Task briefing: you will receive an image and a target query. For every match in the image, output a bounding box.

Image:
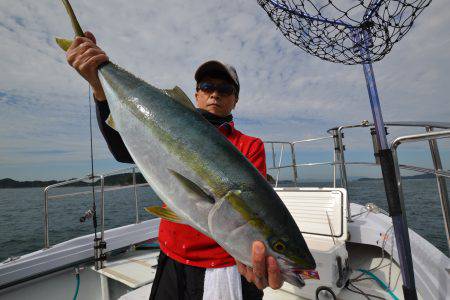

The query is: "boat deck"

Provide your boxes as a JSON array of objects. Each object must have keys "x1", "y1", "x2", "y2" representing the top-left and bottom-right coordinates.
[{"x1": 106, "y1": 242, "x2": 411, "y2": 299}]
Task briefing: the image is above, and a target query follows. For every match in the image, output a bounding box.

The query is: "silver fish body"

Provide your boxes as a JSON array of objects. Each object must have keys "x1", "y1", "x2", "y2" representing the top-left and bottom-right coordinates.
[{"x1": 98, "y1": 63, "x2": 316, "y2": 286}]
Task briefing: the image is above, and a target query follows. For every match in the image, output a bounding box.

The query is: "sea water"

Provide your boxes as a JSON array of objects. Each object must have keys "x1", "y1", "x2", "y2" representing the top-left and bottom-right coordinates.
[{"x1": 0, "y1": 178, "x2": 448, "y2": 261}]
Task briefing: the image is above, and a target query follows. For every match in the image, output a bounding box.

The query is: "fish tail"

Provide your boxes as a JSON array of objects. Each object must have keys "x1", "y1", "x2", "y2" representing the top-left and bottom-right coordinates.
[
  {"x1": 61, "y1": 0, "x2": 85, "y2": 37},
  {"x1": 55, "y1": 37, "x2": 73, "y2": 51},
  {"x1": 55, "y1": 0, "x2": 85, "y2": 51}
]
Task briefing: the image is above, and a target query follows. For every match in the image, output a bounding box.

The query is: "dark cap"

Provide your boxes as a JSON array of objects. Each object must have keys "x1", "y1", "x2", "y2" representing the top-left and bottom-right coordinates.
[{"x1": 195, "y1": 60, "x2": 240, "y2": 95}]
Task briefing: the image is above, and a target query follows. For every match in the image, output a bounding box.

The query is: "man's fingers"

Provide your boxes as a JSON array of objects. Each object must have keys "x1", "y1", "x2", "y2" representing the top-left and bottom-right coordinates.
[
  {"x1": 252, "y1": 241, "x2": 267, "y2": 279},
  {"x1": 67, "y1": 36, "x2": 83, "y2": 52},
  {"x1": 76, "y1": 42, "x2": 98, "y2": 56},
  {"x1": 78, "y1": 48, "x2": 106, "y2": 63},
  {"x1": 67, "y1": 36, "x2": 92, "y2": 52},
  {"x1": 70, "y1": 49, "x2": 107, "y2": 72},
  {"x1": 84, "y1": 31, "x2": 96, "y2": 44},
  {"x1": 254, "y1": 277, "x2": 264, "y2": 290},
  {"x1": 79, "y1": 54, "x2": 108, "y2": 73},
  {"x1": 236, "y1": 262, "x2": 257, "y2": 285},
  {"x1": 67, "y1": 41, "x2": 98, "y2": 65},
  {"x1": 69, "y1": 40, "x2": 96, "y2": 58},
  {"x1": 255, "y1": 274, "x2": 269, "y2": 290},
  {"x1": 238, "y1": 244, "x2": 279, "y2": 290},
  {"x1": 239, "y1": 265, "x2": 253, "y2": 283},
  {"x1": 267, "y1": 256, "x2": 283, "y2": 289},
  {"x1": 236, "y1": 261, "x2": 246, "y2": 276}
]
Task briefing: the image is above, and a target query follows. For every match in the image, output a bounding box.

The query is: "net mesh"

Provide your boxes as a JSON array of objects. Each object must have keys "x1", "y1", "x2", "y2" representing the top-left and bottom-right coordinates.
[{"x1": 257, "y1": 0, "x2": 432, "y2": 64}]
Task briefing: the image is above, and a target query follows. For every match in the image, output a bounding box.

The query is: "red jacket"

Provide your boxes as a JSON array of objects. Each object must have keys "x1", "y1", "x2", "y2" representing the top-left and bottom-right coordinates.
[{"x1": 158, "y1": 121, "x2": 267, "y2": 268}]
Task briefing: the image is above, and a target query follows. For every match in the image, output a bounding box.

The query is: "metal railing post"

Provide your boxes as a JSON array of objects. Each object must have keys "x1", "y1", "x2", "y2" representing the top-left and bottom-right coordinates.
[
  {"x1": 426, "y1": 127, "x2": 450, "y2": 252},
  {"x1": 100, "y1": 175, "x2": 105, "y2": 240},
  {"x1": 290, "y1": 143, "x2": 299, "y2": 186},
  {"x1": 133, "y1": 167, "x2": 139, "y2": 223},
  {"x1": 331, "y1": 129, "x2": 339, "y2": 188},
  {"x1": 275, "y1": 144, "x2": 285, "y2": 187},
  {"x1": 336, "y1": 127, "x2": 351, "y2": 221},
  {"x1": 271, "y1": 143, "x2": 276, "y2": 168},
  {"x1": 333, "y1": 150, "x2": 337, "y2": 188},
  {"x1": 44, "y1": 187, "x2": 50, "y2": 249}
]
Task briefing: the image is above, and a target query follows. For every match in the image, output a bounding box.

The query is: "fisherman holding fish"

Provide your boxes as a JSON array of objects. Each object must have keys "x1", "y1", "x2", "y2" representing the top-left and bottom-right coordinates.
[{"x1": 66, "y1": 32, "x2": 284, "y2": 299}]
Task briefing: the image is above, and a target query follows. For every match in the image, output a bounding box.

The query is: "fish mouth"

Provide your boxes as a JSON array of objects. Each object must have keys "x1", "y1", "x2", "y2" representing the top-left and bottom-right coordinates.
[
  {"x1": 278, "y1": 256, "x2": 318, "y2": 287},
  {"x1": 282, "y1": 270, "x2": 305, "y2": 288}
]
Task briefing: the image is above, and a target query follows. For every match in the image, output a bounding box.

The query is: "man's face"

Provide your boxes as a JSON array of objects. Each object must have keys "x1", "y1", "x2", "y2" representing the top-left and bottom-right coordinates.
[{"x1": 195, "y1": 76, "x2": 238, "y2": 117}]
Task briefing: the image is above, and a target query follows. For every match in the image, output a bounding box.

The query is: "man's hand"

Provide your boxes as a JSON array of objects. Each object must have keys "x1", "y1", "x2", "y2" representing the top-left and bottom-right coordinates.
[
  {"x1": 66, "y1": 31, "x2": 109, "y2": 101},
  {"x1": 237, "y1": 241, "x2": 284, "y2": 290}
]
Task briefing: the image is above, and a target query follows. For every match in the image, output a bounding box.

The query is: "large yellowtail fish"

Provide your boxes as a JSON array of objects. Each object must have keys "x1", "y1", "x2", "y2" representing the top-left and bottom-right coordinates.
[{"x1": 56, "y1": 0, "x2": 316, "y2": 287}]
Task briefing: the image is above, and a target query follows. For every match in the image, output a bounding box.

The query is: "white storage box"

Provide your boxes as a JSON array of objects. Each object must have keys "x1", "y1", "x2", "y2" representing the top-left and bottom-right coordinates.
[{"x1": 275, "y1": 188, "x2": 350, "y2": 299}]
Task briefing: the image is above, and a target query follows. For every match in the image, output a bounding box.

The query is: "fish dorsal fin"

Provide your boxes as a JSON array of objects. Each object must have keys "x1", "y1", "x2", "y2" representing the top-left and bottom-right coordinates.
[
  {"x1": 145, "y1": 206, "x2": 184, "y2": 223},
  {"x1": 168, "y1": 169, "x2": 215, "y2": 204},
  {"x1": 164, "y1": 86, "x2": 195, "y2": 110},
  {"x1": 105, "y1": 114, "x2": 117, "y2": 131}
]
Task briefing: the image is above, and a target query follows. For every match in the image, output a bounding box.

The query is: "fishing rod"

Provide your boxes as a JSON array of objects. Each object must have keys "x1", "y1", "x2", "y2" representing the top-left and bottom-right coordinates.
[
  {"x1": 78, "y1": 86, "x2": 106, "y2": 270},
  {"x1": 62, "y1": 0, "x2": 107, "y2": 269},
  {"x1": 88, "y1": 87, "x2": 106, "y2": 270}
]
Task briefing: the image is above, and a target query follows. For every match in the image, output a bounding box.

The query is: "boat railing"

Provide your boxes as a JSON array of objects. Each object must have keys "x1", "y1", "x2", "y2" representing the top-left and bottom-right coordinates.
[
  {"x1": 264, "y1": 121, "x2": 450, "y2": 253},
  {"x1": 43, "y1": 121, "x2": 450, "y2": 253},
  {"x1": 391, "y1": 128, "x2": 450, "y2": 252},
  {"x1": 43, "y1": 167, "x2": 148, "y2": 249},
  {"x1": 264, "y1": 136, "x2": 336, "y2": 187}
]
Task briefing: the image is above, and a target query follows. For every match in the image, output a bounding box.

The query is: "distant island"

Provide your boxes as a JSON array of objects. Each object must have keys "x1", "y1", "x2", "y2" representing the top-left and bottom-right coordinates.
[
  {"x1": 0, "y1": 173, "x2": 147, "y2": 189},
  {"x1": 358, "y1": 173, "x2": 436, "y2": 181},
  {"x1": 1, "y1": 172, "x2": 438, "y2": 188}
]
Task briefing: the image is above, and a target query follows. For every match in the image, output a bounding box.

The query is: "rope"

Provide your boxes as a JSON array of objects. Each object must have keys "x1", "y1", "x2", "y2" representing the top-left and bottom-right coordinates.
[{"x1": 73, "y1": 272, "x2": 80, "y2": 300}]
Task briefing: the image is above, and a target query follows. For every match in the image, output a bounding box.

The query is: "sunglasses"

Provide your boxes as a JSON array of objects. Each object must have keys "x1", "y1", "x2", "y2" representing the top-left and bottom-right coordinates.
[{"x1": 197, "y1": 82, "x2": 236, "y2": 96}]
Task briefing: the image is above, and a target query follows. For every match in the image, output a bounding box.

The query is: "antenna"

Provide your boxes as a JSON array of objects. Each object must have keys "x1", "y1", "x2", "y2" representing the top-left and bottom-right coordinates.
[{"x1": 325, "y1": 211, "x2": 336, "y2": 246}]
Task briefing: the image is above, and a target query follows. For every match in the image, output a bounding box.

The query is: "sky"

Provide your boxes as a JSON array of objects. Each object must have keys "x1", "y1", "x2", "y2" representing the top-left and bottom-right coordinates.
[{"x1": 0, "y1": 0, "x2": 449, "y2": 181}]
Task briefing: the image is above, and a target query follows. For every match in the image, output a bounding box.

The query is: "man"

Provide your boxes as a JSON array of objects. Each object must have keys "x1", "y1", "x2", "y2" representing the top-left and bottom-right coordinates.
[{"x1": 66, "y1": 32, "x2": 283, "y2": 299}]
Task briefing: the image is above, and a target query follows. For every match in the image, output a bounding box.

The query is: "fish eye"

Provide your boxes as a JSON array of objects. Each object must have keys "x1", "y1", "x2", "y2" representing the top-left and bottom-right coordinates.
[{"x1": 272, "y1": 240, "x2": 286, "y2": 253}]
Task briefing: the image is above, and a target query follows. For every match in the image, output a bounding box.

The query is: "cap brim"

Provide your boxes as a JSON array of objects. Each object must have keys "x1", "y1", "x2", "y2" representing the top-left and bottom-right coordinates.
[{"x1": 195, "y1": 60, "x2": 236, "y2": 86}]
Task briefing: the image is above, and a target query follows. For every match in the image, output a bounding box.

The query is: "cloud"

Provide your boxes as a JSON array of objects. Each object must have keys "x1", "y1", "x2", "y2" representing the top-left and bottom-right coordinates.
[{"x1": 1, "y1": 0, "x2": 449, "y2": 180}]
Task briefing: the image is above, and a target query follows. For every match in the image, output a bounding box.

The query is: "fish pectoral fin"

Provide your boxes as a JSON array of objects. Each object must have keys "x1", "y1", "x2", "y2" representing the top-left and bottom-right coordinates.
[
  {"x1": 145, "y1": 206, "x2": 184, "y2": 223},
  {"x1": 55, "y1": 37, "x2": 73, "y2": 52},
  {"x1": 207, "y1": 190, "x2": 256, "y2": 265},
  {"x1": 207, "y1": 190, "x2": 246, "y2": 238},
  {"x1": 105, "y1": 114, "x2": 117, "y2": 130},
  {"x1": 164, "y1": 86, "x2": 195, "y2": 110},
  {"x1": 168, "y1": 169, "x2": 215, "y2": 204}
]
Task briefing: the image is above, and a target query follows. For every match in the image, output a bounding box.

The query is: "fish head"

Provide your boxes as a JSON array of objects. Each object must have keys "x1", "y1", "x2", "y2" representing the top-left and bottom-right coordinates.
[
  {"x1": 263, "y1": 232, "x2": 317, "y2": 287},
  {"x1": 224, "y1": 187, "x2": 317, "y2": 287},
  {"x1": 237, "y1": 188, "x2": 317, "y2": 287}
]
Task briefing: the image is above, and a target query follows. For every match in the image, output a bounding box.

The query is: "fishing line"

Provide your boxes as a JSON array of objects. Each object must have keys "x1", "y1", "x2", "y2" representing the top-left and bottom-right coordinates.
[
  {"x1": 346, "y1": 281, "x2": 386, "y2": 300},
  {"x1": 351, "y1": 225, "x2": 393, "y2": 282}
]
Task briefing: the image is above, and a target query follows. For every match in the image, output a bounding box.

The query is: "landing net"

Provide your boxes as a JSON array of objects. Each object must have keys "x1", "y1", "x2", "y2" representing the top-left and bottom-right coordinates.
[{"x1": 257, "y1": 0, "x2": 432, "y2": 64}]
